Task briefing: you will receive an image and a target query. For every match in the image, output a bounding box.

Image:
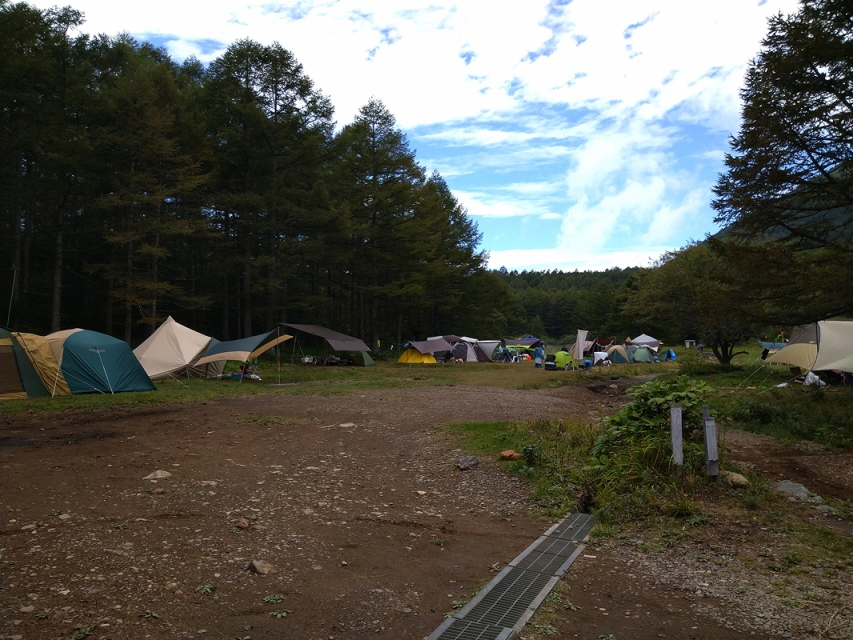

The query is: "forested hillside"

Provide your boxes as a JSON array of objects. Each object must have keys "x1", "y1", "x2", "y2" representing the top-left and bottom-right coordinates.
[
  {"x1": 3, "y1": 0, "x2": 849, "y2": 357},
  {"x1": 0, "y1": 3, "x2": 499, "y2": 349}
]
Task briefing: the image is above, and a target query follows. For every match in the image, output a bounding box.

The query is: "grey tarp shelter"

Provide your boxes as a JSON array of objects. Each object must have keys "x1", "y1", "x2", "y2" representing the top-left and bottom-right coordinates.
[
  {"x1": 411, "y1": 338, "x2": 455, "y2": 354},
  {"x1": 282, "y1": 323, "x2": 372, "y2": 365},
  {"x1": 627, "y1": 334, "x2": 661, "y2": 350}
]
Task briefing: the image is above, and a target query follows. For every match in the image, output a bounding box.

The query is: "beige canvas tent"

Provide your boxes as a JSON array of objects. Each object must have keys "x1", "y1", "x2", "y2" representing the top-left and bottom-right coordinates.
[
  {"x1": 134, "y1": 316, "x2": 224, "y2": 380},
  {"x1": 12, "y1": 331, "x2": 72, "y2": 396},
  {"x1": 767, "y1": 321, "x2": 853, "y2": 373}
]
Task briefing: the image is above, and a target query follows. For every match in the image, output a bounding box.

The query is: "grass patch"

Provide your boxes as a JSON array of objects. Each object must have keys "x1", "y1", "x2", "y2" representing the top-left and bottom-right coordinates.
[
  {"x1": 443, "y1": 418, "x2": 602, "y2": 518},
  {"x1": 1, "y1": 358, "x2": 659, "y2": 419},
  {"x1": 718, "y1": 385, "x2": 853, "y2": 448}
]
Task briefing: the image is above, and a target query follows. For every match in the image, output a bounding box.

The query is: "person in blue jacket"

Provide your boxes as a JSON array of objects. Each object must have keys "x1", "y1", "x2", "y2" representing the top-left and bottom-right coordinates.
[{"x1": 534, "y1": 344, "x2": 544, "y2": 368}]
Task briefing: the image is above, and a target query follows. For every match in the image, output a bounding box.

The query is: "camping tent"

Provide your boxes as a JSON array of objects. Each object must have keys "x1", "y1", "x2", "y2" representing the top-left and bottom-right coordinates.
[
  {"x1": 627, "y1": 334, "x2": 661, "y2": 350},
  {"x1": 282, "y1": 324, "x2": 372, "y2": 366},
  {"x1": 133, "y1": 316, "x2": 224, "y2": 380},
  {"x1": 629, "y1": 345, "x2": 655, "y2": 363},
  {"x1": 554, "y1": 350, "x2": 574, "y2": 369},
  {"x1": 427, "y1": 335, "x2": 492, "y2": 362},
  {"x1": 1, "y1": 327, "x2": 51, "y2": 400},
  {"x1": 397, "y1": 348, "x2": 437, "y2": 364},
  {"x1": 453, "y1": 337, "x2": 492, "y2": 362},
  {"x1": 397, "y1": 338, "x2": 453, "y2": 364},
  {"x1": 45, "y1": 329, "x2": 156, "y2": 394},
  {"x1": 195, "y1": 329, "x2": 292, "y2": 366},
  {"x1": 476, "y1": 340, "x2": 501, "y2": 359},
  {"x1": 344, "y1": 351, "x2": 375, "y2": 366},
  {"x1": 10, "y1": 330, "x2": 71, "y2": 396},
  {"x1": 606, "y1": 344, "x2": 633, "y2": 364},
  {"x1": 766, "y1": 321, "x2": 853, "y2": 373}
]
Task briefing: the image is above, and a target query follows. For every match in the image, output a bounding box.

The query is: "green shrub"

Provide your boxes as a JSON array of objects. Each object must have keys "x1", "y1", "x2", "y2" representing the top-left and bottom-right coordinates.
[
  {"x1": 726, "y1": 386, "x2": 853, "y2": 449},
  {"x1": 585, "y1": 376, "x2": 713, "y2": 523}
]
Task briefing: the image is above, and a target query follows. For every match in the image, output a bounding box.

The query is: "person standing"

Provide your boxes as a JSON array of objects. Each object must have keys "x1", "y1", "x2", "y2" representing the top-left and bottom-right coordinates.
[{"x1": 534, "y1": 344, "x2": 544, "y2": 369}]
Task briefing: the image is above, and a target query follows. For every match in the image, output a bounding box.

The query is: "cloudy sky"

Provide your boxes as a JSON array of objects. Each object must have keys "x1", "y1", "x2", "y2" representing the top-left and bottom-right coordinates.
[{"x1": 33, "y1": 0, "x2": 800, "y2": 271}]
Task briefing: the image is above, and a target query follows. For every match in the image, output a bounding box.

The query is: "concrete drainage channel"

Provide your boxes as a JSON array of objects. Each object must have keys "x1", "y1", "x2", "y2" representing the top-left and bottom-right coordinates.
[{"x1": 428, "y1": 513, "x2": 596, "y2": 640}]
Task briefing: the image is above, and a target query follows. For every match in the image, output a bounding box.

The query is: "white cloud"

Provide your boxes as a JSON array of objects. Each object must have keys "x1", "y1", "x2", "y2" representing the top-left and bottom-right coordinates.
[
  {"x1": 30, "y1": 0, "x2": 802, "y2": 270},
  {"x1": 488, "y1": 246, "x2": 665, "y2": 272}
]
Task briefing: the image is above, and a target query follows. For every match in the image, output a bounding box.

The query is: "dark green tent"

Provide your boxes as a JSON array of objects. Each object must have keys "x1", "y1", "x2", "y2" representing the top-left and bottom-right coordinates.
[
  {"x1": 58, "y1": 330, "x2": 156, "y2": 394},
  {"x1": 344, "y1": 351, "x2": 375, "y2": 366},
  {"x1": 630, "y1": 345, "x2": 655, "y2": 364}
]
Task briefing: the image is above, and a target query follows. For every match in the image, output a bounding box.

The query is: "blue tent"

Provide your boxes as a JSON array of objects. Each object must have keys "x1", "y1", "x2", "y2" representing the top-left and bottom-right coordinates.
[{"x1": 50, "y1": 330, "x2": 156, "y2": 394}]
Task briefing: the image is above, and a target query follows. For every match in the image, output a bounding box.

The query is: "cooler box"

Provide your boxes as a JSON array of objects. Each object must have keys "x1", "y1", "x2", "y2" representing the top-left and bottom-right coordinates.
[{"x1": 544, "y1": 361, "x2": 557, "y2": 371}]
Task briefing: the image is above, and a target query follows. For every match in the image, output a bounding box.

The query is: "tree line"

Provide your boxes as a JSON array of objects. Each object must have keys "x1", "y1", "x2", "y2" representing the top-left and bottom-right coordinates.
[
  {"x1": 2, "y1": 0, "x2": 849, "y2": 361},
  {"x1": 0, "y1": 1, "x2": 502, "y2": 349}
]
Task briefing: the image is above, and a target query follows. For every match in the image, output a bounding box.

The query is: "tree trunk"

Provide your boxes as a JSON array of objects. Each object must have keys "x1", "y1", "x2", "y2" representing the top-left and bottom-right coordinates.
[
  {"x1": 242, "y1": 231, "x2": 252, "y2": 337},
  {"x1": 20, "y1": 212, "x2": 31, "y2": 326},
  {"x1": 371, "y1": 257, "x2": 379, "y2": 352},
  {"x1": 10, "y1": 190, "x2": 21, "y2": 328},
  {"x1": 124, "y1": 235, "x2": 133, "y2": 344},
  {"x1": 267, "y1": 155, "x2": 278, "y2": 330},
  {"x1": 148, "y1": 199, "x2": 161, "y2": 336},
  {"x1": 221, "y1": 276, "x2": 229, "y2": 340},
  {"x1": 105, "y1": 276, "x2": 113, "y2": 335},
  {"x1": 50, "y1": 224, "x2": 63, "y2": 332}
]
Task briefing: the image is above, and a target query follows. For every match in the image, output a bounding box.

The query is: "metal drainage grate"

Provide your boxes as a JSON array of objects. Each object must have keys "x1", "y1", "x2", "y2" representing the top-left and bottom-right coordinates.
[
  {"x1": 549, "y1": 512, "x2": 596, "y2": 541},
  {"x1": 512, "y1": 538, "x2": 581, "y2": 576},
  {"x1": 428, "y1": 618, "x2": 512, "y2": 640},
  {"x1": 428, "y1": 512, "x2": 595, "y2": 640},
  {"x1": 461, "y1": 566, "x2": 554, "y2": 628}
]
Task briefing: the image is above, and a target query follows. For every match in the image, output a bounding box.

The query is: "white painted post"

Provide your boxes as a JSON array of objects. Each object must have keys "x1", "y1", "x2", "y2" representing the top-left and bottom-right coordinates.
[
  {"x1": 702, "y1": 405, "x2": 720, "y2": 478},
  {"x1": 670, "y1": 405, "x2": 683, "y2": 466}
]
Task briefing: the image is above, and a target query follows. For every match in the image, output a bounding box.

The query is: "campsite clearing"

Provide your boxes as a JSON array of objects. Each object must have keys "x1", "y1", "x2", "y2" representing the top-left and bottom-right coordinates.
[{"x1": 0, "y1": 375, "x2": 850, "y2": 640}]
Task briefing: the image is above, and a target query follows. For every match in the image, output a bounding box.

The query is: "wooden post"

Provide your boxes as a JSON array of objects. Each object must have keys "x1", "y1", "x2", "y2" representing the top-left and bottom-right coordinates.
[
  {"x1": 702, "y1": 405, "x2": 720, "y2": 479},
  {"x1": 670, "y1": 405, "x2": 683, "y2": 466}
]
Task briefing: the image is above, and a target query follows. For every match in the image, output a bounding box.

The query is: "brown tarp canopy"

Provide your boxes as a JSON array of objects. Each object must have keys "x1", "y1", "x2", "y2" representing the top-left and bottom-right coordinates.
[
  {"x1": 409, "y1": 338, "x2": 454, "y2": 354},
  {"x1": 282, "y1": 324, "x2": 370, "y2": 352}
]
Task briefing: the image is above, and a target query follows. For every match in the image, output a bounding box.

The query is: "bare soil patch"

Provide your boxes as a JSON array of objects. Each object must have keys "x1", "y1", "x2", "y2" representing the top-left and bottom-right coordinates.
[
  {"x1": 0, "y1": 381, "x2": 849, "y2": 640},
  {"x1": 724, "y1": 428, "x2": 853, "y2": 501}
]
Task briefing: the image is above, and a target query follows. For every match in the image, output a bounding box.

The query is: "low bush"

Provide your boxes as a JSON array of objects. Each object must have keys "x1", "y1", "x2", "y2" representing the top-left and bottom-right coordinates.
[
  {"x1": 583, "y1": 376, "x2": 714, "y2": 523},
  {"x1": 726, "y1": 385, "x2": 853, "y2": 448}
]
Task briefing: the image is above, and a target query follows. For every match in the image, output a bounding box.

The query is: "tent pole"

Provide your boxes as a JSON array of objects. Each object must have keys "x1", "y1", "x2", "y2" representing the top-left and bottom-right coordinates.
[
  {"x1": 6, "y1": 267, "x2": 15, "y2": 327},
  {"x1": 277, "y1": 326, "x2": 281, "y2": 386},
  {"x1": 169, "y1": 371, "x2": 190, "y2": 389},
  {"x1": 290, "y1": 335, "x2": 297, "y2": 382},
  {"x1": 93, "y1": 347, "x2": 114, "y2": 394}
]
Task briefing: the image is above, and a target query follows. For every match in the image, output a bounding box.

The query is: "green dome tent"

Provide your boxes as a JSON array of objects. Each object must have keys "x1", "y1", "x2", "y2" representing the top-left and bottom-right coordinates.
[{"x1": 46, "y1": 329, "x2": 156, "y2": 394}]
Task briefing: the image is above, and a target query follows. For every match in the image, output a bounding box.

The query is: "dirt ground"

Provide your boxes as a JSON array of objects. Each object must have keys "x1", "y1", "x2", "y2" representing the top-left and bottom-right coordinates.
[{"x1": 1, "y1": 380, "x2": 850, "y2": 640}]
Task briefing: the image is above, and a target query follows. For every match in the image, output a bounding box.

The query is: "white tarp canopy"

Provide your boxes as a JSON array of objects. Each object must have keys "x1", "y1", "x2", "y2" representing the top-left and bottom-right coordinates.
[
  {"x1": 476, "y1": 340, "x2": 500, "y2": 358},
  {"x1": 768, "y1": 321, "x2": 853, "y2": 373},
  {"x1": 813, "y1": 321, "x2": 853, "y2": 372},
  {"x1": 133, "y1": 316, "x2": 223, "y2": 380},
  {"x1": 573, "y1": 330, "x2": 588, "y2": 361},
  {"x1": 627, "y1": 334, "x2": 661, "y2": 349}
]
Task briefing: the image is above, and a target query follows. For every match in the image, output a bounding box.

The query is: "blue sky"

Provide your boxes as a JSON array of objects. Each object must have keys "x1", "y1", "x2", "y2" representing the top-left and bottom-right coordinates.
[{"x1": 34, "y1": 0, "x2": 800, "y2": 271}]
